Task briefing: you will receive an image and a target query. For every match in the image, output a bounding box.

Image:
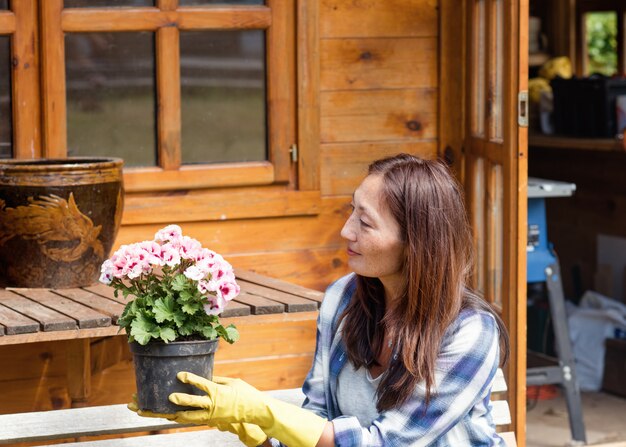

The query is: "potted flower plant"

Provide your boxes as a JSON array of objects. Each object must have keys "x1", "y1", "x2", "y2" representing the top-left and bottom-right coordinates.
[{"x1": 99, "y1": 224, "x2": 240, "y2": 413}]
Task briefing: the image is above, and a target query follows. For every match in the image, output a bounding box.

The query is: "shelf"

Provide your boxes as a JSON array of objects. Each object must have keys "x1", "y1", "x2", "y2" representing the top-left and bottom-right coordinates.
[{"x1": 529, "y1": 133, "x2": 626, "y2": 152}]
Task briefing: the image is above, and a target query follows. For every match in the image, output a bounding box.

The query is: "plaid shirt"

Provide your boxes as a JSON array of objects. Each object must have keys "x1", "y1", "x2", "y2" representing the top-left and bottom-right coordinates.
[{"x1": 285, "y1": 273, "x2": 505, "y2": 447}]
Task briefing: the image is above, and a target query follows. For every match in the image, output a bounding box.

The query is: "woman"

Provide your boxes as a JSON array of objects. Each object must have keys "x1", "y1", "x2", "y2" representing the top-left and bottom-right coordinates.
[{"x1": 138, "y1": 153, "x2": 510, "y2": 446}]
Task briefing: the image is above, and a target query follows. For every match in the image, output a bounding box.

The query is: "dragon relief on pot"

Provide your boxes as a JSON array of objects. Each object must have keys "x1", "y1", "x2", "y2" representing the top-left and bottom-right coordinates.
[{"x1": 0, "y1": 192, "x2": 104, "y2": 262}]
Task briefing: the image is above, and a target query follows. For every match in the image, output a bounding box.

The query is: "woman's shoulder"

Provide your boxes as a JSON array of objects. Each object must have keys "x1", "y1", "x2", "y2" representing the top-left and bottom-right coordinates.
[
  {"x1": 319, "y1": 273, "x2": 356, "y2": 316},
  {"x1": 447, "y1": 305, "x2": 499, "y2": 340}
]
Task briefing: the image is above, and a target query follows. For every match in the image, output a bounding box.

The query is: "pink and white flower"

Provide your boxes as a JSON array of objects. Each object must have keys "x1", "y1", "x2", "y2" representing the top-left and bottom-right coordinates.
[
  {"x1": 160, "y1": 242, "x2": 181, "y2": 267},
  {"x1": 154, "y1": 224, "x2": 183, "y2": 243},
  {"x1": 204, "y1": 294, "x2": 227, "y2": 316}
]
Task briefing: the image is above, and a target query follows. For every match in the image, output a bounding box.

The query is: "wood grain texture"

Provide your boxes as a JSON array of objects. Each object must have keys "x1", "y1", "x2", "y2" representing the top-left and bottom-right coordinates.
[
  {"x1": 121, "y1": 188, "x2": 321, "y2": 225},
  {"x1": 0, "y1": 11, "x2": 15, "y2": 34},
  {"x1": 439, "y1": 0, "x2": 466, "y2": 178},
  {"x1": 321, "y1": 38, "x2": 437, "y2": 91},
  {"x1": 52, "y1": 289, "x2": 126, "y2": 323},
  {"x1": 296, "y1": 0, "x2": 321, "y2": 191},
  {"x1": 11, "y1": 1, "x2": 41, "y2": 159},
  {"x1": 16, "y1": 289, "x2": 110, "y2": 329},
  {"x1": 66, "y1": 338, "x2": 91, "y2": 404},
  {"x1": 266, "y1": 0, "x2": 296, "y2": 183},
  {"x1": 41, "y1": 0, "x2": 67, "y2": 157},
  {"x1": 320, "y1": 141, "x2": 438, "y2": 196},
  {"x1": 156, "y1": 26, "x2": 181, "y2": 170},
  {"x1": 123, "y1": 163, "x2": 275, "y2": 193},
  {"x1": 233, "y1": 291, "x2": 285, "y2": 314},
  {"x1": 236, "y1": 280, "x2": 317, "y2": 312},
  {"x1": 229, "y1": 246, "x2": 350, "y2": 291},
  {"x1": 0, "y1": 302, "x2": 39, "y2": 335},
  {"x1": 321, "y1": 88, "x2": 437, "y2": 143},
  {"x1": 115, "y1": 196, "x2": 347, "y2": 254},
  {"x1": 61, "y1": 7, "x2": 272, "y2": 32},
  {"x1": 320, "y1": 0, "x2": 438, "y2": 38},
  {"x1": 234, "y1": 268, "x2": 324, "y2": 304},
  {"x1": 0, "y1": 289, "x2": 76, "y2": 332}
]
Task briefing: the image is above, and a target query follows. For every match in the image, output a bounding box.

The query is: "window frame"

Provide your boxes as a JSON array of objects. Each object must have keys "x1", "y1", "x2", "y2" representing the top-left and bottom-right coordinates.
[
  {"x1": 576, "y1": 0, "x2": 625, "y2": 76},
  {"x1": 37, "y1": 0, "x2": 309, "y2": 194}
]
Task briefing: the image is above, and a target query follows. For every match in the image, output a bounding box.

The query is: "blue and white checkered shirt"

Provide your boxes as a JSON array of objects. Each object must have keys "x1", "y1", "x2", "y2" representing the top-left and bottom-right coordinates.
[{"x1": 281, "y1": 273, "x2": 505, "y2": 446}]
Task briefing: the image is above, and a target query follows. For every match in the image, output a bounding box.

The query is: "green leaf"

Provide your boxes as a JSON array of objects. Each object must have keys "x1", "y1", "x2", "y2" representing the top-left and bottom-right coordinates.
[
  {"x1": 130, "y1": 312, "x2": 159, "y2": 345},
  {"x1": 182, "y1": 302, "x2": 201, "y2": 315},
  {"x1": 178, "y1": 290, "x2": 195, "y2": 302},
  {"x1": 216, "y1": 324, "x2": 239, "y2": 344},
  {"x1": 171, "y1": 274, "x2": 189, "y2": 292},
  {"x1": 153, "y1": 296, "x2": 176, "y2": 323},
  {"x1": 159, "y1": 327, "x2": 177, "y2": 343},
  {"x1": 224, "y1": 325, "x2": 240, "y2": 344},
  {"x1": 201, "y1": 325, "x2": 218, "y2": 340}
]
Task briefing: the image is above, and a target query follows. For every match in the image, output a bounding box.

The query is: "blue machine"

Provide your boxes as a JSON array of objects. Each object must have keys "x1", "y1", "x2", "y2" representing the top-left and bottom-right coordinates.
[
  {"x1": 526, "y1": 177, "x2": 586, "y2": 444},
  {"x1": 527, "y1": 178, "x2": 576, "y2": 282}
]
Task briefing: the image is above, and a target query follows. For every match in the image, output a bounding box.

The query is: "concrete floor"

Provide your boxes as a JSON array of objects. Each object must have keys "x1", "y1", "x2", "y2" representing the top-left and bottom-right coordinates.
[{"x1": 526, "y1": 389, "x2": 626, "y2": 446}]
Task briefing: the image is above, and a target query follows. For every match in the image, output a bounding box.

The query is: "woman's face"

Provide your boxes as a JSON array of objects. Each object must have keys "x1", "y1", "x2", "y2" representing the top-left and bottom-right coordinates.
[{"x1": 341, "y1": 174, "x2": 405, "y2": 287}]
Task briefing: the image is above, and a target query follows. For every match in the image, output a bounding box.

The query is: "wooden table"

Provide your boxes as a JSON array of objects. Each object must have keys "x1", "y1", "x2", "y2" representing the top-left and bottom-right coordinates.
[
  {"x1": 0, "y1": 269, "x2": 323, "y2": 345},
  {"x1": 0, "y1": 269, "x2": 324, "y2": 406}
]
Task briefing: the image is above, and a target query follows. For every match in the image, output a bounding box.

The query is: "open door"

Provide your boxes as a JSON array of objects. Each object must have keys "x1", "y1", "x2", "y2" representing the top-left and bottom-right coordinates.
[{"x1": 466, "y1": 0, "x2": 528, "y2": 444}]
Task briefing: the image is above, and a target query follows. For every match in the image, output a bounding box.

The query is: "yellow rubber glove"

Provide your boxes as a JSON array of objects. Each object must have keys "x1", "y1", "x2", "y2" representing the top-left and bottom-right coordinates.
[
  {"x1": 127, "y1": 395, "x2": 268, "y2": 447},
  {"x1": 169, "y1": 373, "x2": 327, "y2": 447}
]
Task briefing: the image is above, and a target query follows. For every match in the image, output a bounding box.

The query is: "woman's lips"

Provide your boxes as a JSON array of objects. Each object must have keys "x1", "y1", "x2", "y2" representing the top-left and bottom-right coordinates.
[{"x1": 347, "y1": 248, "x2": 359, "y2": 256}]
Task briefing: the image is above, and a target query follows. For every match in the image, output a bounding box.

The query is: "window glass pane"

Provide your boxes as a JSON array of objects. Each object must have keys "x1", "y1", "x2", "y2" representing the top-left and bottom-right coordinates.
[
  {"x1": 66, "y1": 33, "x2": 157, "y2": 167},
  {"x1": 180, "y1": 31, "x2": 266, "y2": 164},
  {"x1": 65, "y1": 0, "x2": 154, "y2": 7},
  {"x1": 585, "y1": 11, "x2": 617, "y2": 76},
  {"x1": 0, "y1": 36, "x2": 11, "y2": 158},
  {"x1": 179, "y1": 0, "x2": 264, "y2": 5},
  {"x1": 472, "y1": 0, "x2": 486, "y2": 137},
  {"x1": 491, "y1": 0, "x2": 503, "y2": 142}
]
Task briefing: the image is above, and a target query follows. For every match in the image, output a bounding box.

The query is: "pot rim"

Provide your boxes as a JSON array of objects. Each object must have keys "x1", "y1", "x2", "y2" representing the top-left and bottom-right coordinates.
[{"x1": 0, "y1": 157, "x2": 123, "y2": 173}]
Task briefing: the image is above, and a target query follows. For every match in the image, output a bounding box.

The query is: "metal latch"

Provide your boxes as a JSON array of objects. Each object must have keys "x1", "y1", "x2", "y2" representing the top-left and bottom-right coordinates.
[
  {"x1": 290, "y1": 144, "x2": 298, "y2": 162},
  {"x1": 518, "y1": 91, "x2": 529, "y2": 127}
]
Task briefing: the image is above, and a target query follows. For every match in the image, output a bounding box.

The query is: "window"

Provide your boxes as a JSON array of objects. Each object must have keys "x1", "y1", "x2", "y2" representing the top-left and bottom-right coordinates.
[
  {"x1": 40, "y1": 0, "x2": 299, "y2": 192},
  {"x1": 577, "y1": 0, "x2": 625, "y2": 76}
]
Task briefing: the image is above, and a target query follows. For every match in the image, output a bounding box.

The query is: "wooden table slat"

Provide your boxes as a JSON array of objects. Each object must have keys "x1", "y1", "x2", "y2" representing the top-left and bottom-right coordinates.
[
  {"x1": 0, "y1": 302, "x2": 40, "y2": 335},
  {"x1": 53, "y1": 288, "x2": 126, "y2": 323},
  {"x1": 82, "y1": 283, "x2": 128, "y2": 305},
  {"x1": 235, "y1": 268, "x2": 324, "y2": 305},
  {"x1": 233, "y1": 291, "x2": 284, "y2": 314},
  {"x1": 220, "y1": 300, "x2": 251, "y2": 318},
  {"x1": 14, "y1": 289, "x2": 110, "y2": 329},
  {"x1": 238, "y1": 280, "x2": 318, "y2": 312},
  {"x1": 0, "y1": 290, "x2": 77, "y2": 331}
]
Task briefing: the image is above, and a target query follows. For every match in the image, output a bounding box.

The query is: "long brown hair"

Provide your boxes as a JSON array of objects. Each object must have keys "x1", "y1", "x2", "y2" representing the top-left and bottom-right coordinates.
[{"x1": 340, "y1": 153, "x2": 509, "y2": 412}]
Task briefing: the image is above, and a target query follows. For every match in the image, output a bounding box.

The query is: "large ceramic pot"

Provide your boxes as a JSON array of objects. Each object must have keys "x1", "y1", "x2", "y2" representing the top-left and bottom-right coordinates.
[
  {"x1": 0, "y1": 157, "x2": 124, "y2": 288},
  {"x1": 129, "y1": 339, "x2": 219, "y2": 413}
]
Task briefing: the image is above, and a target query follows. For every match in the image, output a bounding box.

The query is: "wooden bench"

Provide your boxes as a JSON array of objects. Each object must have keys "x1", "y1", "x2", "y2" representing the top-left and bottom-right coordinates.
[{"x1": 0, "y1": 369, "x2": 516, "y2": 447}]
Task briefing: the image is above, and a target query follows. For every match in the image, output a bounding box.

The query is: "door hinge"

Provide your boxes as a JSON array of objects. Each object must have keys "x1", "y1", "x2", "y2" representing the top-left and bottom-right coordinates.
[
  {"x1": 518, "y1": 91, "x2": 529, "y2": 128},
  {"x1": 290, "y1": 144, "x2": 298, "y2": 163}
]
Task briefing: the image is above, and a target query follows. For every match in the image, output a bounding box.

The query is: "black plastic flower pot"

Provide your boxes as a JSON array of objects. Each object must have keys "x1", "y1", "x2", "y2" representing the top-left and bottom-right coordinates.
[{"x1": 129, "y1": 339, "x2": 219, "y2": 414}]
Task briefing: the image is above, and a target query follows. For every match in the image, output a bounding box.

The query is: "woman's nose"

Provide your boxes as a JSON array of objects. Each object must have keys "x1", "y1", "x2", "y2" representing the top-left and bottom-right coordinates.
[{"x1": 340, "y1": 216, "x2": 355, "y2": 241}]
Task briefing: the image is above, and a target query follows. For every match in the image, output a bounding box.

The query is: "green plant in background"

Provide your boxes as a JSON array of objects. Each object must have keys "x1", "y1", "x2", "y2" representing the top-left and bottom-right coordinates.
[{"x1": 586, "y1": 12, "x2": 618, "y2": 76}]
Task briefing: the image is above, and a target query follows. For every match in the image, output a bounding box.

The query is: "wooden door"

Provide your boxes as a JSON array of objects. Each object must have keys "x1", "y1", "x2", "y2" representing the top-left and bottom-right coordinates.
[{"x1": 466, "y1": 0, "x2": 528, "y2": 444}]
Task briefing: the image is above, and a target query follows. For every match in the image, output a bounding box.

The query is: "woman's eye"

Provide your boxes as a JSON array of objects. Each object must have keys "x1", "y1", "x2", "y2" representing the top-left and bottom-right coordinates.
[{"x1": 359, "y1": 219, "x2": 370, "y2": 228}]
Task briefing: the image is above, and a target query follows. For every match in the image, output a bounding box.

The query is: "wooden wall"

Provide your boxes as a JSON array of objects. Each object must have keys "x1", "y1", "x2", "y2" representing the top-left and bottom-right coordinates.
[
  {"x1": 0, "y1": 0, "x2": 440, "y2": 415},
  {"x1": 115, "y1": 0, "x2": 439, "y2": 293}
]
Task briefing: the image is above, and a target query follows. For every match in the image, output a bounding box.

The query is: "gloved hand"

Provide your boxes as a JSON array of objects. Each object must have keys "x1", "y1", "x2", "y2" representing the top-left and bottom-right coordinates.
[
  {"x1": 128, "y1": 394, "x2": 268, "y2": 447},
  {"x1": 169, "y1": 373, "x2": 327, "y2": 447}
]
